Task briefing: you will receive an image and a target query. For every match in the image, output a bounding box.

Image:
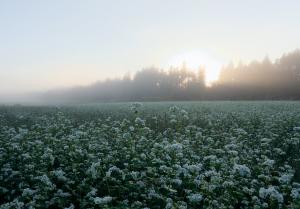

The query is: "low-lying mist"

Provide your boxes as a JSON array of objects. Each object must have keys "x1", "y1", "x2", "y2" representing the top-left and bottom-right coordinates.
[{"x1": 3, "y1": 50, "x2": 300, "y2": 105}]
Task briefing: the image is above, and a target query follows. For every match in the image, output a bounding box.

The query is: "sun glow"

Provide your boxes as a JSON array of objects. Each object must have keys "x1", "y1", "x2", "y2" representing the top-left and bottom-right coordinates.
[{"x1": 165, "y1": 51, "x2": 223, "y2": 86}]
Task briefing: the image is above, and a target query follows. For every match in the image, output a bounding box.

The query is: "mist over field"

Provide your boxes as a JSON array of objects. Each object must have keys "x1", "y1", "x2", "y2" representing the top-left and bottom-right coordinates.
[
  {"x1": 2, "y1": 49, "x2": 300, "y2": 104},
  {"x1": 40, "y1": 50, "x2": 300, "y2": 104}
]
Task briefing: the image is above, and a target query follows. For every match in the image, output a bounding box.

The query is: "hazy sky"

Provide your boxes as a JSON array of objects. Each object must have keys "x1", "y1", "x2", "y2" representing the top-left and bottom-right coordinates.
[{"x1": 1, "y1": 0, "x2": 300, "y2": 95}]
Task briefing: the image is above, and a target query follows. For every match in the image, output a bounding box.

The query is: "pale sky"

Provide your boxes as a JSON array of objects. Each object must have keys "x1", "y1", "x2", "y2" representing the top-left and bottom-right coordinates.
[{"x1": 1, "y1": 0, "x2": 300, "y2": 95}]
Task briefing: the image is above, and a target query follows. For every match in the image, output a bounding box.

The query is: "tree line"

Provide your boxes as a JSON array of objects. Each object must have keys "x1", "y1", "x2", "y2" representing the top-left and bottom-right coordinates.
[{"x1": 43, "y1": 50, "x2": 300, "y2": 103}]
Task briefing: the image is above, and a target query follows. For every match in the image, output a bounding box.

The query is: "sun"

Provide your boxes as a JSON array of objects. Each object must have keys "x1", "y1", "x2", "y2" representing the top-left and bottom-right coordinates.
[{"x1": 165, "y1": 50, "x2": 222, "y2": 86}]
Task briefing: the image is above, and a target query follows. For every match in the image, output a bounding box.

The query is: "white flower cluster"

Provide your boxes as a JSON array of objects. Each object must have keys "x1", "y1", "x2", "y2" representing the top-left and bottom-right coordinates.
[
  {"x1": 93, "y1": 196, "x2": 112, "y2": 205},
  {"x1": 187, "y1": 193, "x2": 203, "y2": 203},
  {"x1": 259, "y1": 186, "x2": 284, "y2": 203},
  {"x1": 233, "y1": 164, "x2": 251, "y2": 177},
  {"x1": 0, "y1": 102, "x2": 299, "y2": 208}
]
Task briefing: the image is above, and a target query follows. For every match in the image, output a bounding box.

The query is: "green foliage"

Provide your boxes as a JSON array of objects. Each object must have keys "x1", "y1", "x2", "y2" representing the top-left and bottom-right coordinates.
[{"x1": 0, "y1": 102, "x2": 300, "y2": 208}]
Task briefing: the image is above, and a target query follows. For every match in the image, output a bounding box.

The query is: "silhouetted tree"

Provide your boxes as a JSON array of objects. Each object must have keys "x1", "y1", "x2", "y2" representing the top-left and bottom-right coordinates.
[{"x1": 42, "y1": 49, "x2": 300, "y2": 103}]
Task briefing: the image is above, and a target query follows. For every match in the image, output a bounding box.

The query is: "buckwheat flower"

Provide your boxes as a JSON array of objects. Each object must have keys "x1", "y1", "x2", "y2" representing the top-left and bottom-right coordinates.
[
  {"x1": 252, "y1": 195, "x2": 259, "y2": 202},
  {"x1": 94, "y1": 196, "x2": 112, "y2": 205},
  {"x1": 205, "y1": 154, "x2": 218, "y2": 163},
  {"x1": 129, "y1": 126, "x2": 135, "y2": 132},
  {"x1": 215, "y1": 148, "x2": 225, "y2": 154},
  {"x1": 52, "y1": 169, "x2": 67, "y2": 181},
  {"x1": 273, "y1": 148, "x2": 285, "y2": 155},
  {"x1": 1, "y1": 199, "x2": 25, "y2": 209},
  {"x1": 87, "y1": 161, "x2": 101, "y2": 179},
  {"x1": 135, "y1": 117, "x2": 145, "y2": 126},
  {"x1": 181, "y1": 110, "x2": 189, "y2": 120},
  {"x1": 165, "y1": 198, "x2": 173, "y2": 209},
  {"x1": 153, "y1": 142, "x2": 161, "y2": 149},
  {"x1": 234, "y1": 128, "x2": 247, "y2": 135},
  {"x1": 56, "y1": 189, "x2": 71, "y2": 197},
  {"x1": 36, "y1": 174, "x2": 54, "y2": 188},
  {"x1": 180, "y1": 109, "x2": 188, "y2": 115},
  {"x1": 293, "y1": 127, "x2": 300, "y2": 131},
  {"x1": 262, "y1": 159, "x2": 275, "y2": 167},
  {"x1": 168, "y1": 143, "x2": 183, "y2": 152},
  {"x1": 184, "y1": 163, "x2": 202, "y2": 173},
  {"x1": 293, "y1": 182, "x2": 300, "y2": 188},
  {"x1": 279, "y1": 174, "x2": 293, "y2": 184},
  {"x1": 159, "y1": 165, "x2": 169, "y2": 172},
  {"x1": 177, "y1": 201, "x2": 187, "y2": 209},
  {"x1": 20, "y1": 154, "x2": 31, "y2": 162},
  {"x1": 233, "y1": 164, "x2": 251, "y2": 177},
  {"x1": 204, "y1": 170, "x2": 217, "y2": 177},
  {"x1": 258, "y1": 174, "x2": 271, "y2": 182},
  {"x1": 172, "y1": 178, "x2": 182, "y2": 186},
  {"x1": 187, "y1": 193, "x2": 203, "y2": 203},
  {"x1": 152, "y1": 116, "x2": 158, "y2": 120},
  {"x1": 288, "y1": 137, "x2": 300, "y2": 145},
  {"x1": 194, "y1": 176, "x2": 202, "y2": 187},
  {"x1": 22, "y1": 188, "x2": 36, "y2": 197},
  {"x1": 222, "y1": 181, "x2": 234, "y2": 188},
  {"x1": 259, "y1": 186, "x2": 283, "y2": 203},
  {"x1": 228, "y1": 150, "x2": 239, "y2": 156},
  {"x1": 140, "y1": 153, "x2": 147, "y2": 160},
  {"x1": 130, "y1": 102, "x2": 142, "y2": 113},
  {"x1": 224, "y1": 143, "x2": 238, "y2": 150},
  {"x1": 148, "y1": 189, "x2": 162, "y2": 199},
  {"x1": 137, "y1": 180, "x2": 145, "y2": 188},
  {"x1": 64, "y1": 204, "x2": 74, "y2": 209},
  {"x1": 131, "y1": 171, "x2": 139, "y2": 180},
  {"x1": 106, "y1": 166, "x2": 121, "y2": 177},
  {"x1": 86, "y1": 188, "x2": 97, "y2": 198},
  {"x1": 122, "y1": 132, "x2": 131, "y2": 139},
  {"x1": 170, "y1": 118, "x2": 177, "y2": 124},
  {"x1": 131, "y1": 201, "x2": 143, "y2": 208},
  {"x1": 242, "y1": 187, "x2": 254, "y2": 195},
  {"x1": 262, "y1": 202, "x2": 268, "y2": 208},
  {"x1": 176, "y1": 153, "x2": 183, "y2": 159},
  {"x1": 176, "y1": 166, "x2": 189, "y2": 177},
  {"x1": 291, "y1": 188, "x2": 300, "y2": 199},
  {"x1": 169, "y1": 106, "x2": 179, "y2": 113},
  {"x1": 260, "y1": 138, "x2": 272, "y2": 143}
]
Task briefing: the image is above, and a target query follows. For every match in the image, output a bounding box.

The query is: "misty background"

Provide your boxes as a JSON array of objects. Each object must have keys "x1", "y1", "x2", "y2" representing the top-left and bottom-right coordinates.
[
  {"x1": 1, "y1": 1, "x2": 300, "y2": 103},
  {"x1": 39, "y1": 50, "x2": 300, "y2": 103}
]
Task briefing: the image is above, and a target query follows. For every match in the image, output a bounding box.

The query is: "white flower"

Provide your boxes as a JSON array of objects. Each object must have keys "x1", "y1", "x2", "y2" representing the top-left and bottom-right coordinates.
[
  {"x1": 222, "y1": 181, "x2": 234, "y2": 188},
  {"x1": 94, "y1": 196, "x2": 113, "y2": 205},
  {"x1": 86, "y1": 188, "x2": 97, "y2": 198},
  {"x1": 165, "y1": 198, "x2": 173, "y2": 209},
  {"x1": 263, "y1": 159, "x2": 275, "y2": 167},
  {"x1": 64, "y1": 204, "x2": 74, "y2": 209},
  {"x1": 291, "y1": 188, "x2": 300, "y2": 199},
  {"x1": 260, "y1": 138, "x2": 272, "y2": 143},
  {"x1": 259, "y1": 186, "x2": 283, "y2": 203},
  {"x1": 172, "y1": 178, "x2": 182, "y2": 186},
  {"x1": 36, "y1": 174, "x2": 55, "y2": 189},
  {"x1": 22, "y1": 188, "x2": 36, "y2": 197},
  {"x1": 279, "y1": 174, "x2": 293, "y2": 184},
  {"x1": 293, "y1": 127, "x2": 300, "y2": 131},
  {"x1": 51, "y1": 169, "x2": 67, "y2": 181},
  {"x1": 187, "y1": 193, "x2": 203, "y2": 203},
  {"x1": 106, "y1": 166, "x2": 121, "y2": 177},
  {"x1": 87, "y1": 161, "x2": 101, "y2": 179},
  {"x1": 130, "y1": 102, "x2": 142, "y2": 113},
  {"x1": 135, "y1": 117, "x2": 145, "y2": 126},
  {"x1": 233, "y1": 164, "x2": 251, "y2": 177}
]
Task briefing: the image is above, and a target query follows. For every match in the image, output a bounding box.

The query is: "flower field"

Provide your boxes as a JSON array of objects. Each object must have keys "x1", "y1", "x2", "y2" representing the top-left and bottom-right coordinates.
[{"x1": 0, "y1": 102, "x2": 300, "y2": 209}]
